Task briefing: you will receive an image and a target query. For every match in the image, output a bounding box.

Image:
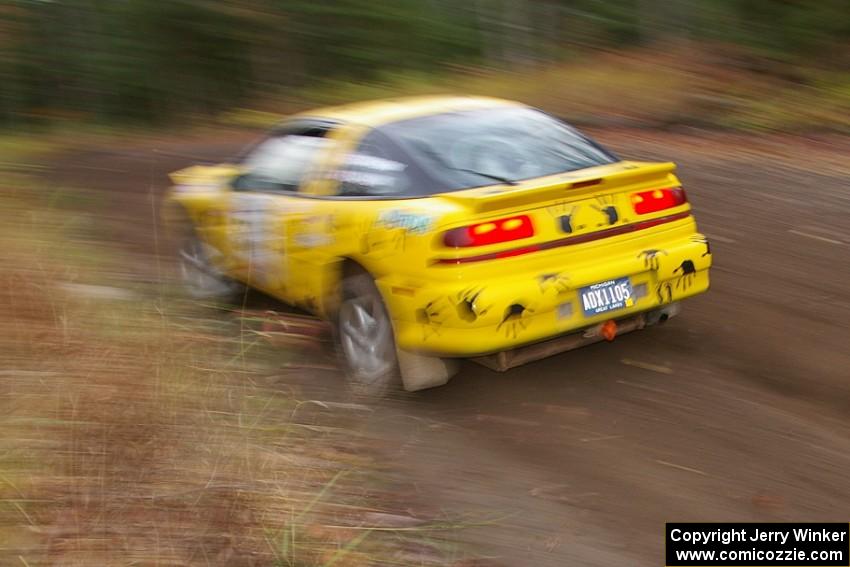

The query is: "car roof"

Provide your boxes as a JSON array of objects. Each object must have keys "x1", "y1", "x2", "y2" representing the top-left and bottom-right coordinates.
[{"x1": 287, "y1": 95, "x2": 523, "y2": 128}]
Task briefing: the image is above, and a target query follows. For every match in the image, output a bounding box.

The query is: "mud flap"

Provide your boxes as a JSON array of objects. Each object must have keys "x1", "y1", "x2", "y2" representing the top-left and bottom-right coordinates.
[{"x1": 397, "y1": 349, "x2": 460, "y2": 392}]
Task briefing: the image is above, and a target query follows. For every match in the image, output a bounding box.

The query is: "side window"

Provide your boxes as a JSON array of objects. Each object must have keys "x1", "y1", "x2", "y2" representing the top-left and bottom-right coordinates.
[
  {"x1": 335, "y1": 130, "x2": 412, "y2": 197},
  {"x1": 234, "y1": 134, "x2": 331, "y2": 192}
]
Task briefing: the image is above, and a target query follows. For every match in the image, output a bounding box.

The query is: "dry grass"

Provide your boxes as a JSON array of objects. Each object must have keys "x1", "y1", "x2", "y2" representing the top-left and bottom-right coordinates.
[
  {"x1": 228, "y1": 45, "x2": 850, "y2": 134},
  {"x1": 0, "y1": 163, "x2": 470, "y2": 565}
]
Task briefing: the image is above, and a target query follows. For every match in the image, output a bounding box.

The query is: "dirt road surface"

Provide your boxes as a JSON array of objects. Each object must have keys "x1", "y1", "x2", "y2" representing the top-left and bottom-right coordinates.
[{"x1": 48, "y1": 128, "x2": 850, "y2": 566}]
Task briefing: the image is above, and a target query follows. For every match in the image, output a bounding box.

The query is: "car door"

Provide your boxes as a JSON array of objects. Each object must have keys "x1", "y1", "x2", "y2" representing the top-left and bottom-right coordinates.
[{"x1": 224, "y1": 123, "x2": 337, "y2": 299}]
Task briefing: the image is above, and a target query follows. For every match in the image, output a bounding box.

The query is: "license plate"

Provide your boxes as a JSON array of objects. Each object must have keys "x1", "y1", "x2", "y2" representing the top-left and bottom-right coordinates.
[{"x1": 580, "y1": 277, "x2": 634, "y2": 317}]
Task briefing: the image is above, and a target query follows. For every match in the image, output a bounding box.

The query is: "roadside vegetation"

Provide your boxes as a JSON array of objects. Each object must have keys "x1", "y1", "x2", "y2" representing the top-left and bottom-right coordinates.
[
  {"x1": 3, "y1": 1, "x2": 849, "y2": 133},
  {"x1": 0, "y1": 149, "x2": 472, "y2": 565},
  {"x1": 230, "y1": 48, "x2": 850, "y2": 134}
]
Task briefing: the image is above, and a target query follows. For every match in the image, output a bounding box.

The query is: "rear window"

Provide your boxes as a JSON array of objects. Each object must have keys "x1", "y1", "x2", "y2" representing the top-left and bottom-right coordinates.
[{"x1": 335, "y1": 106, "x2": 618, "y2": 197}]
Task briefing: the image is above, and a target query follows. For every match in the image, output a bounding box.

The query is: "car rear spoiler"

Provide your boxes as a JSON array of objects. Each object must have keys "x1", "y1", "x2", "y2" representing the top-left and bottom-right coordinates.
[{"x1": 437, "y1": 161, "x2": 678, "y2": 214}]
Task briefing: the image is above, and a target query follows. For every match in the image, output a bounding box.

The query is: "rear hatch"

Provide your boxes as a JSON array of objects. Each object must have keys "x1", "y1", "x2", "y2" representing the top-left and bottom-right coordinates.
[{"x1": 432, "y1": 160, "x2": 690, "y2": 266}]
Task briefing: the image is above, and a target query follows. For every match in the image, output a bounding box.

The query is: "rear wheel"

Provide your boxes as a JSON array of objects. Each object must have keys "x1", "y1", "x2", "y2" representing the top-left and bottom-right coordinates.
[
  {"x1": 337, "y1": 270, "x2": 401, "y2": 395},
  {"x1": 337, "y1": 268, "x2": 461, "y2": 395}
]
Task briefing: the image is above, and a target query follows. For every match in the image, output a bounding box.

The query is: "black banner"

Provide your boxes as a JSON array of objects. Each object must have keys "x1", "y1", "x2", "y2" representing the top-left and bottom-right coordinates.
[{"x1": 666, "y1": 523, "x2": 850, "y2": 566}]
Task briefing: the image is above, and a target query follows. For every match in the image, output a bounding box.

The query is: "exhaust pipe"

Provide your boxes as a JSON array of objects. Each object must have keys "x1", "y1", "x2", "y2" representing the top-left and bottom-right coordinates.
[{"x1": 646, "y1": 302, "x2": 681, "y2": 326}]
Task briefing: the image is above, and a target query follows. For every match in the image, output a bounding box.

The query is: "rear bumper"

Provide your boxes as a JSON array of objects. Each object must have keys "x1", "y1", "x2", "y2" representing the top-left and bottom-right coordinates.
[
  {"x1": 472, "y1": 303, "x2": 680, "y2": 371},
  {"x1": 380, "y1": 229, "x2": 711, "y2": 357}
]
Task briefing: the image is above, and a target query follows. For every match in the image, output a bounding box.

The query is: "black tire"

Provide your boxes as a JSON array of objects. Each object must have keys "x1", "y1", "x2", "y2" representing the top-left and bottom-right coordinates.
[
  {"x1": 336, "y1": 268, "x2": 402, "y2": 396},
  {"x1": 175, "y1": 223, "x2": 244, "y2": 302}
]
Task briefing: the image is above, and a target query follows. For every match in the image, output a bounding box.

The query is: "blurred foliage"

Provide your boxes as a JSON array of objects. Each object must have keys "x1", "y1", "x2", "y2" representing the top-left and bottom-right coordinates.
[
  {"x1": 0, "y1": 156, "x2": 473, "y2": 565},
  {"x1": 1, "y1": 0, "x2": 849, "y2": 126}
]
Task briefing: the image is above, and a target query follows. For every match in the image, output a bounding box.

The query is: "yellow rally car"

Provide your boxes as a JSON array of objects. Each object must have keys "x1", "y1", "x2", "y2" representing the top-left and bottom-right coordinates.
[{"x1": 166, "y1": 96, "x2": 711, "y2": 392}]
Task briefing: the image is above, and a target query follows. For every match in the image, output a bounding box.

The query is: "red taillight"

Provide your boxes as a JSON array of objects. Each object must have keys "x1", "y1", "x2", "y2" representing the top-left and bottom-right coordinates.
[
  {"x1": 443, "y1": 215, "x2": 534, "y2": 247},
  {"x1": 631, "y1": 187, "x2": 687, "y2": 215}
]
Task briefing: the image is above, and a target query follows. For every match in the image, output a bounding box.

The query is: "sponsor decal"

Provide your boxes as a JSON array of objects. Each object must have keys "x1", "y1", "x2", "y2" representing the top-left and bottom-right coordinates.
[
  {"x1": 294, "y1": 233, "x2": 333, "y2": 248},
  {"x1": 377, "y1": 210, "x2": 434, "y2": 234}
]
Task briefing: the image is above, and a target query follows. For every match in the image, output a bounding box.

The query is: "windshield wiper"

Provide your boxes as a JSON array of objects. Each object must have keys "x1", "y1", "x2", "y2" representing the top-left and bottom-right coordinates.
[{"x1": 447, "y1": 167, "x2": 519, "y2": 186}]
